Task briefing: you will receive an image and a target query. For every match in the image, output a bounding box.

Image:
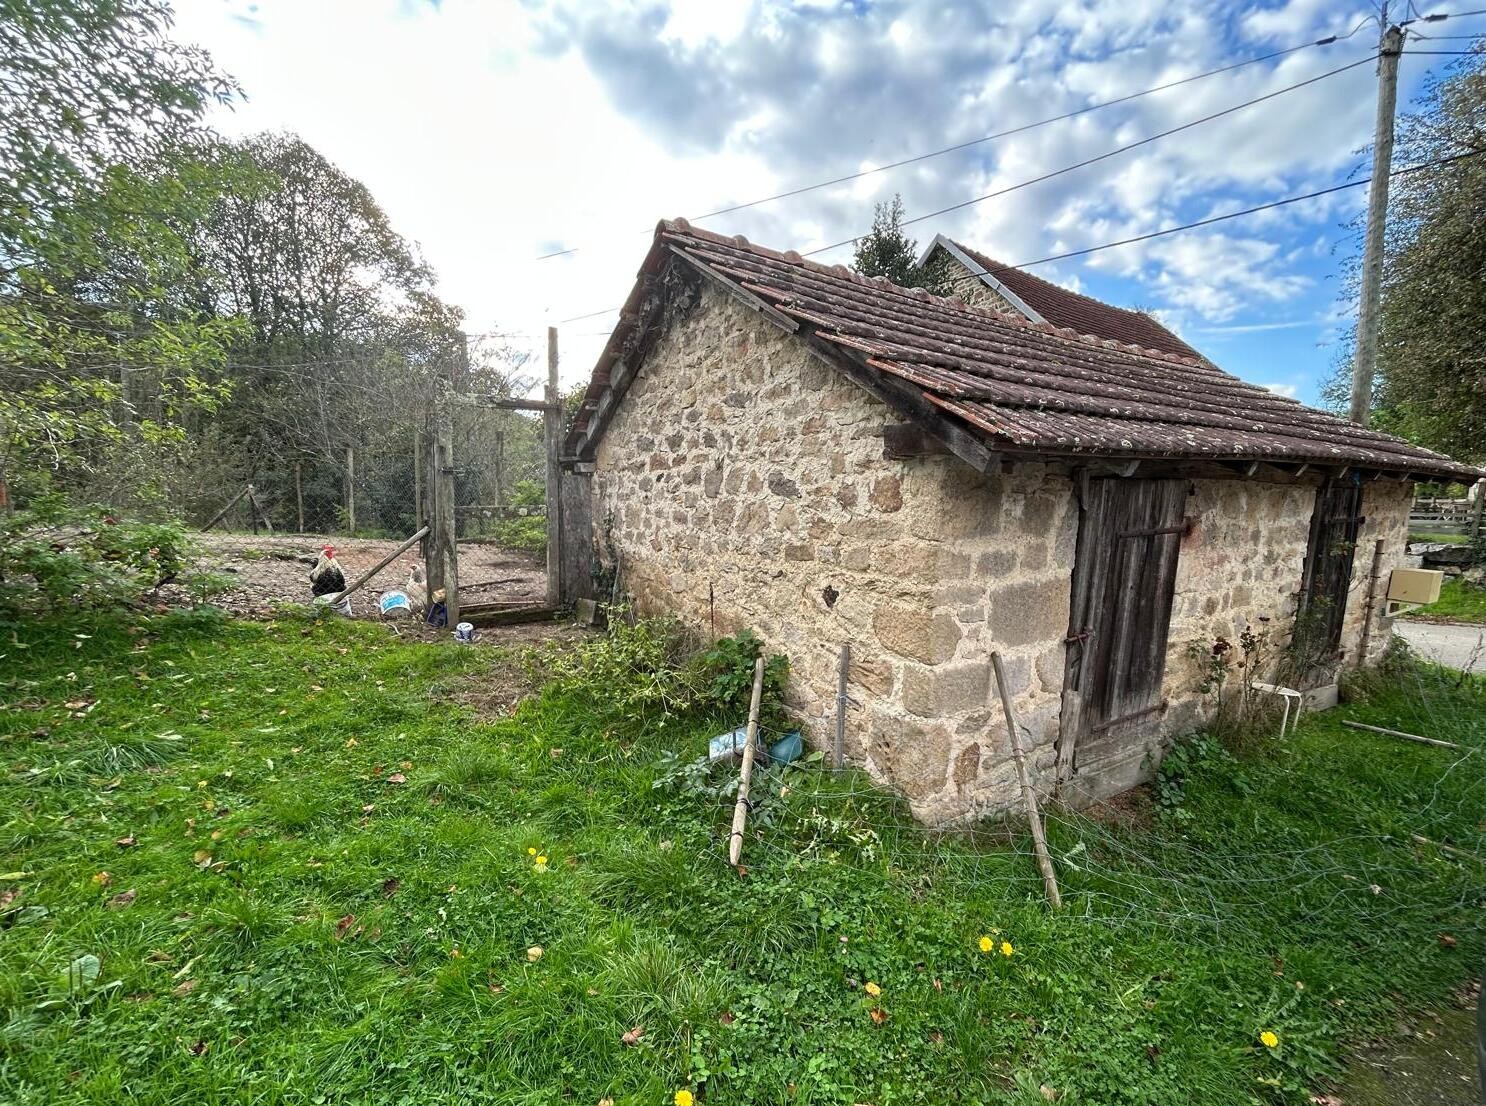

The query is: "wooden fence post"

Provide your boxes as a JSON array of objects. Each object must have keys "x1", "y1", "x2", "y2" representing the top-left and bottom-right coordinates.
[
  {"x1": 1472, "y1": 479, "x2": 1485, "y2": 544},
  {"x1": 1357, "y1": 538, "x2": 1386, "y2": 666},
  {"x1": 294, "y1": 462, "x2": 305, "y2": 533},
  {"x1": 413, "y1": 430, "x2": 423, "y2": 532},
  {"x1": 434, "y1": 391, "x2": 459, "y2": 628},
  {"x1": 834, "y1": 644, "x2": 850, "y2": 769},
  {"x1": 545, "y1": 326, "x2": 563, "y2": 607},
  {"x1": 345, "y1": 446, "x2": 356, "y2": 534}
]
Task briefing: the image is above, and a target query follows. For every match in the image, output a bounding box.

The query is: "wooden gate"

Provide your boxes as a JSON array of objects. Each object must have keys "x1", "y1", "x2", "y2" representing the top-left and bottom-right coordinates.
[
  {"x1": 1059, "y1": 477, "x2": 1188, "y2": 793},
  {"x1": 1295, "y1": 479, "x2": 1365, "y2": 669}
]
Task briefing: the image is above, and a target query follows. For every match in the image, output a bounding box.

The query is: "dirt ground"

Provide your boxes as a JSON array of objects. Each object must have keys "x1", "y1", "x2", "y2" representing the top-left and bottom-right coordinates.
[
  {"x1": 1337, "y1": 985, "x2": 1481, "y2": 1106},
  {"x1": 178, "y1": 532, "x2": 567, "y2": 644}
]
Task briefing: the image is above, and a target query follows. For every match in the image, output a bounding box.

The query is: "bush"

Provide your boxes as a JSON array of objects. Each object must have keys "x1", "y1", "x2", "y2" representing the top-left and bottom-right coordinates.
[{"x1": 0, "y1": 496, "x2": 195, "y2": 619}]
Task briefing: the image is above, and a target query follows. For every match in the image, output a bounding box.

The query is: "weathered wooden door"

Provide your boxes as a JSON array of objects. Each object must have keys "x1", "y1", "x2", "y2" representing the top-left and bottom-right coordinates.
[
  {"x1": 1061, "y1": 478, "x2": 1187, "y2": 787},
  {"x1": 1295, "y1": 479, "x2": 1365, "y2": 667}
]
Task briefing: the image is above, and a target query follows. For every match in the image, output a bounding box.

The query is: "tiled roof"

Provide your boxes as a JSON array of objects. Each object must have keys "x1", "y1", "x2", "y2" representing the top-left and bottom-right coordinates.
[
  {"x1": 941, "y1": 238, "x2": 1204, "y2": 360},
  {"x1": 566, "y1": 220, "x2": 1482, "y2": 482}
]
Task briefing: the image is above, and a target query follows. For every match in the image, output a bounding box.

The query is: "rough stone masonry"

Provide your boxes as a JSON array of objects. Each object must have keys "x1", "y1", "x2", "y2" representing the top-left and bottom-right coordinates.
[{"x1": 591, "y1": 281, "x2": 1412, "y2": 824}]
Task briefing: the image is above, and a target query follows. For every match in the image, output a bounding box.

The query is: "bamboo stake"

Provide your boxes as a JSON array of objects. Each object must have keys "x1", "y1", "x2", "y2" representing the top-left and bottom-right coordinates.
[
  {"x1": 834, "y1": 644, "x2": 850, "y2": 769},
  {"x1": 727, "y1": 656, "x2": 766, "y2": 869},
  {"x1": 324, "y1": 526, "x2": 430, "y2": 604},
  {"x1": 992, "y1": 652, "x2": 1062, "y2": 909},
  {"x1": 1342, "y1": 720, "x2": 1461, "y2": 750},
  {"x1": 201, "y1": 485, "x2": 250, "y2": 531}
]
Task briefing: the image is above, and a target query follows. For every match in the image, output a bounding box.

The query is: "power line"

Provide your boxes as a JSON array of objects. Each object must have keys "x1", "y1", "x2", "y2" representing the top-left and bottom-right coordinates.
[
  {"x1": 534, "y1": 30, "x2": 1375, "y2": 262},
  {"x1": 800, "y1": 52, "x2": 1378, "y2": 257},
  {"x1": 557, "y1": 147, "x2": 1486, "y2": 325}
]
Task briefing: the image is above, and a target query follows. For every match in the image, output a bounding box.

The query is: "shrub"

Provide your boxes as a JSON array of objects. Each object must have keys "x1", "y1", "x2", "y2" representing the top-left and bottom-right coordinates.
[{"x1": 0, "y1": 495, "x2": 195, "y2": 619}]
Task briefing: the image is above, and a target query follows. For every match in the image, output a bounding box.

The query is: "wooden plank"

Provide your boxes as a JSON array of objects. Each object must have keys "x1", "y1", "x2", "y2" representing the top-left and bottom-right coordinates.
[
  {"x1": 451, "y1": 395, "x2": 553, "y2": 413},
  {"x1": 324, "y1": 526, "x2": 431, "y2": 605},
  {"x1": 461, "y1": 604, "x2": 566, "y2": 627},
  {"x1": 545, "y1": 327, "x2": 563, "y2": 608},
  {"x1": 881, "y1": 423, "x2": 950, "y2": 460},
  {"x1": 558, "y1": 468, "x2": 594, "y2": 603},
  {"x1": 802, "y1": 334, "x2": 999, "y2": 474}
]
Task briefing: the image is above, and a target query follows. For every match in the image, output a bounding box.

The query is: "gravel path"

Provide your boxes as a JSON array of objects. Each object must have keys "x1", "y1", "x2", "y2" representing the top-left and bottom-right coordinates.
[{"x1": 1393, "y1": 621, "x2": 1486, "y2": 674}]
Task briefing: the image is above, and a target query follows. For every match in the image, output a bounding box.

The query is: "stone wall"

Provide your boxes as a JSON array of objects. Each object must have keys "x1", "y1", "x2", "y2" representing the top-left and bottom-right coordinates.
[
  {"x1": 593, "y1": 281, "x2": 1075, "y2": 824},
  {"x1": 929, "y1": 245, "x2": 1025, "y2": 318},
  {"x1": 590, "y1": 275, "x2": 1417, "y2": 823}
]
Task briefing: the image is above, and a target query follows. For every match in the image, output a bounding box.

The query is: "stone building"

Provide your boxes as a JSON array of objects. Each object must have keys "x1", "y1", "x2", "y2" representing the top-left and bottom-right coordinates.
[{"x1": 561, "y1": 219, "x2": 1481, "y2": 825}]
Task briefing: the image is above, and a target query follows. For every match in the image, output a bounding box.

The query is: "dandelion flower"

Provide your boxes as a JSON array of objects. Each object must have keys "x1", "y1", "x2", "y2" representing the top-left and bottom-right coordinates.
[
  {"x1": 864, "y1": 981, "x2": 882, "y2": 997},
  {"x1": 527, "y1": 847, "x2": 536, "y2": 856},
  {"x1": 675, "y1": 1091, "x2": 694, "y2": 1106},
  {"x1": 1000, "y1": 941, "x2": 1014, "y2": 957},
  {"x1": 978, "y1": 935, "x2": 994, "y2": 953},
  {"x1": 533, "y1": 857, "x2": 549, "y2": 873},
  {"x1": 1259, "y1": 1030, "x2": 1279, "y2": 1049}
]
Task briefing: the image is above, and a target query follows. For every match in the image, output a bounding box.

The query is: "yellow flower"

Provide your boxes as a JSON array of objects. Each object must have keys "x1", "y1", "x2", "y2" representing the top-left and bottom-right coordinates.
[
  {"x1": 864, "y1": 981, "x2": 882, "y2": 997},
  {"x1": 999, "y1": 941, "x2": 1014, "y2": 957},
  {"x1": 535, "y1": 856, "x2": 547, "y2": 865},
  {"x1": 674, "y1": 1091, "x2": 694, "y2": 1106},
  {"x1": 1259, "y1": 1030, "x2": 1279, "y2": 1049},
  {"x1": 526, "y1": 945, "x2": 543, "y2": 962},
  {"x1": 527, "y1": 847, "x2": 536, "y2": 856},
  {"x1": 533, "y1": 857, "x2": 549, "y2": 873},
  {"x1": 978, "y1": 935, "x2": 994, "y2": 953}
]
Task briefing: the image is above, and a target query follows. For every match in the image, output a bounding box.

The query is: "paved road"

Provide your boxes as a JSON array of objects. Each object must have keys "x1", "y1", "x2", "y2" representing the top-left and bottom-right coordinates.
[{"x1": 1393, "y1": 621, "x2": 1486, "y2": 673}]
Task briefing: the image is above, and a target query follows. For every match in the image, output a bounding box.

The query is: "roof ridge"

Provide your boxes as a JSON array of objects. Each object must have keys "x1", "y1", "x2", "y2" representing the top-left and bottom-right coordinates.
[{"x1": 662, "y1": 218, "x2": 1209, "y2": 370}]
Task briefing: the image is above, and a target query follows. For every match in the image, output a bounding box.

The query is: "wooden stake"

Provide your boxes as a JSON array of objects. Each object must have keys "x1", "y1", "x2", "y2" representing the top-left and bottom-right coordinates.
[
  {"x1": 413, "y1": 434, "x2": 422, "y2": 530},
  {"x1": 434, "y1": 391, "x2": 459, "y2": 628},
  {"x1": 1343, "y1": 720, "x2": 1460, "y2": 750},
  {"x1": 294, "y1": 462, "x2": 305, "y2": 533},
  {"x1": 324, "y1": 526, "x2": 431, "y2": 605},
  {"x1": 545, "y1": 326, "x2": 562, "y2": 607},
  {"x1": 246, "y1": 484, "x2": 274, "y2": 536},
  {"x1": 834, "y1": 644, "x2": 850, "y2": 769},
  {"x1": 1357, "y1": 538, "x2": 1386, "y2": 665},
  {"x1": 345, "y1": 447, "x2": 356, "y2": 534},
  {"x1": 1411, "y1": 833, "x2": 1484, "y2": 863},
  {"x1": 728, "y1": 656, "x2": 766, "y2": 869},
  {"x1": 202, "y1": 486, "x2": 250, "y2": 531},
  {"x1": 992, "y1": 652, "x2": 1062, "y2": 909}
]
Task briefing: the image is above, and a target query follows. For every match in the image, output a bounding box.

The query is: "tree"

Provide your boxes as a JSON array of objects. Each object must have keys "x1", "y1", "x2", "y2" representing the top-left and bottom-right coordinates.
[
  {"x1": 1326, "y1": 44, "x2": 1486, "y2": 464},
  {"x1": 851, "y1": 194, "x2": 952, "y2": 292},
  {"x1": 0, "y1": 0, "x2": 241, "y2": 508}
]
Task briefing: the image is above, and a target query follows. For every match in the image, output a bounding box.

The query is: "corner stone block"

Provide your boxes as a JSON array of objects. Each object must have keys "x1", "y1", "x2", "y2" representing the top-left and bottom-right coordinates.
[{"x1": 873, "y1": 604, "x2": 961, "y2": 665}]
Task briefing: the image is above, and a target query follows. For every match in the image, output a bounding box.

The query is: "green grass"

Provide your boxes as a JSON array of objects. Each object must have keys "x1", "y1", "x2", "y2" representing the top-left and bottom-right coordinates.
[
  {"x1": 1410, "y1": 578, "x2": 1486, "y2": 624},
  {"x1": 1408, "y1": 531, "x2": 1470, "y2": 546},
  {"x1": 2, "y1": 613, "x2": 1483, "y2": 1105}
]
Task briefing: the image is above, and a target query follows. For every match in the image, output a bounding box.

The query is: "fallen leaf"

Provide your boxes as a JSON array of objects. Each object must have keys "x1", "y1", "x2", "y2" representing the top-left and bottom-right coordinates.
[
  {"x1": 344, "y1": 737, "x2": 358, "y2": 748},
  {"x1": 172, "y1": 980, "x2": 198, "y2": 998},
  {"x1": 1039, "y1": 1085, "x2": 1059, "y2": 1102},
  {"x1": 1309, "y1": 1096, "x2": 1345, "y2": 1105},
  {"x1": 193, "y1": 850, "x2": 212, "y2": 867},
  {"x1": 386, "y1": 773, "x2": 406, "y2": 785},
  {"x1": 190, "y1": 1039, "x2": 209, "y2": 1056},
  {"x1": 869, "y1": 1007, "x2": 888, "y2": 1024},
  {"x1": 526, "y1": 945, "x2": 544, "y2": 962},
  {"x1": 107, "y1": 889, "x2": 137, "y2": 909},
  {"x1": 1438, "y1": 933, "x2": 1458, "y2": 948},
  {"x1": 335, "y1": 914, "x2": 358, "y2": 939},
  {"x1": 599, "y1": 1099, "x2": 614, "y2": 1106},
  {"x1": 115, "y1": 835, "x2": 137, "y2": 848},
  {"x1": 621, "y1": 1026, "x2": 645, "y2": 1046},
  {"x1": 382, "y1": 878, "x2": 400, "y2": 897},
  {"x1": 362, "y1": 804, "x2": 375, "y2": 815},
  {"x1": 0, "y1": 889, "x2": 16, "y2": 909},
  {"x1": 400, "y1": 760, "x2": 413, "y2": 771},
  {"x1": 719, "y1": 1010, "x2": 735, "y2": 1025}
]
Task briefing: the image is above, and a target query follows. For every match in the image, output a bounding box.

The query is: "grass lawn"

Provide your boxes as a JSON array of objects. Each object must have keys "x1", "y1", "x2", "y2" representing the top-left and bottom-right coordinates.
[
  {"x1": 2, "y1": 612, "x2": 1484, "y2": 1105},
  {"x1": 1409, "y1": 532, "x2": 1470, "y2": 546},
  {"x1": 1411, "y1": 578, "x2": 1486, "y2": 624}
]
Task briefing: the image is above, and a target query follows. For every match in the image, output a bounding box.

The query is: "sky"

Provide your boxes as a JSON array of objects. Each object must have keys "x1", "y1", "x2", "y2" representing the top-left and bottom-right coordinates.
[{"x1": 169, "y1": 0, "x2": 1480, "y2": 405}]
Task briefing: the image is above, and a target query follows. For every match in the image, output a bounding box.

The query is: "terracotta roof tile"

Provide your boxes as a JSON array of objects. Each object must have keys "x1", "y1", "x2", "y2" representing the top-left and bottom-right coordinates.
[
  {"x1": 944, "y1": 239, "x2": 1204, "y2": 360},
  {"x1": 566, "y1": 220, "x2": 1482, "y2": 483}
]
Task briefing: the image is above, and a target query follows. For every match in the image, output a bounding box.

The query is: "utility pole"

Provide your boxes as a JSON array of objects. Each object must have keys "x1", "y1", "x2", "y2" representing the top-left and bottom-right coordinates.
[{"x1": 1350, "y1": 13, "x2": 1404, "y2": 427}]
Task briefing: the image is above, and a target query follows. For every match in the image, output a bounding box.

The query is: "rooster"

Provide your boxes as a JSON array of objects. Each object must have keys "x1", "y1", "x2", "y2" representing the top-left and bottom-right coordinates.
[{"x1": 308, "y1": 545, "x2": 346, "y2": 599}]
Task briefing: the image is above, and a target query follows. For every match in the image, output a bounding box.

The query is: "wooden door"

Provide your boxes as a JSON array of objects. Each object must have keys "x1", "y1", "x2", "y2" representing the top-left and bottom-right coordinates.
[
  {"x1": 1295, "y1": 480, "x2": 1365, "y2": 668},
  {"x1": 1061, "y1": 478, "x2": 1188, "y2": 782}
]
